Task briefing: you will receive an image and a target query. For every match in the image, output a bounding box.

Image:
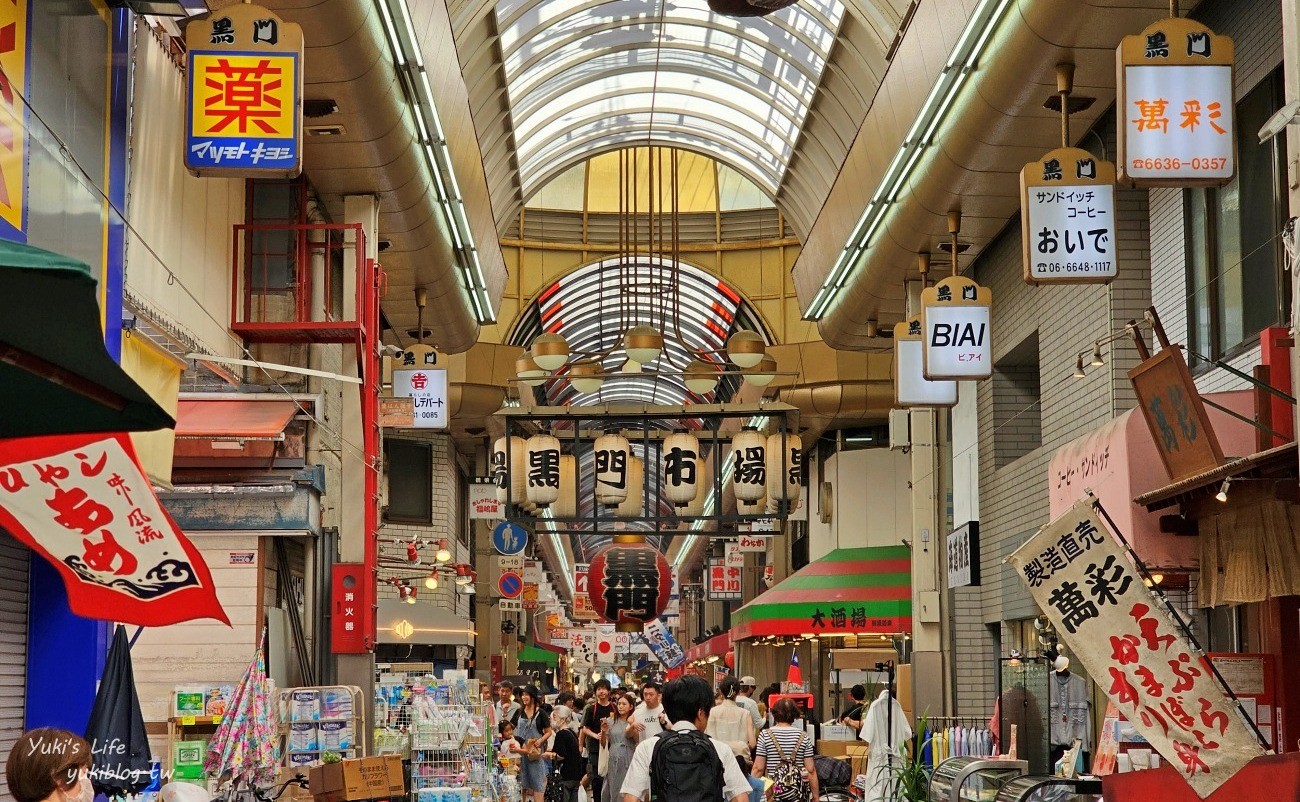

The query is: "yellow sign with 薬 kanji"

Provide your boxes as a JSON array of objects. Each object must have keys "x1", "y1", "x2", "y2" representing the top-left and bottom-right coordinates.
[
  {"x1": 0, "y1": 0, "x2": 27, "y2": 237},
  {"x1": 184, "y1": 5, "x2": 302, "y2": 178}
]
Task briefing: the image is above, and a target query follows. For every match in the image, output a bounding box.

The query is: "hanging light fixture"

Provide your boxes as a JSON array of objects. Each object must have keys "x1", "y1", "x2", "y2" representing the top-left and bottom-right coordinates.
[
  {"x1": 434, "y1": 538, "x2": 452, "y2": 563},
  {"x1": 731, "y1": 427, "x2": 767, "y2": 502},
  {"x1": 532, "y1": 332, "x2": 570, "y2": 371},
  {"x1": 568, "y1": 359, "x2": 605, "y2": 394},
  {"x1": 455, "y1": 564, "x2": 474, "y2": 585},
  {"x1": 516, "y1": 353, "x2": 549, "y2": 387},
  {"x1": 405, "y1": 541, "x2": 420, "y2": 564},
  {"x1": 594, "y1": 433, "x2": 633, "y2": 508},
  {"x1": 661, "y1": 430, "x2": 701, "y2": 507},
  {"x1": 727, "y1": 330, "x2": 766, "y2": 368},
  {"x1": 743, "y1": 353, "x2": 778, "y2": 387},
  {"x1": 684, "y1": 359, "x2": 720, "y2": 394},
  {"x1": 625, "y1": 325, "x2": 664, "y2": 364},
  {"x1": 1090, "y1": 343, "x2": 1105, "y2": 367},
  {"x1": 492, "y1": 436, "x2": 527, "y2": 504},
  {"x1": 1073, "y1": 356, "x2": 1087, "y2": 379},
  {"x1": 766, "y1": 432, "x2": 803, "y2": 504},
  {"x1": 424, "y1": 573, "x2": 439, "y2": 590},
  {"x1": 525, "y1": 432, "x2": 562, "y2": 507},
  {"x1": 1215, "y1": 478, "x2": 1231, "y2": 503}
]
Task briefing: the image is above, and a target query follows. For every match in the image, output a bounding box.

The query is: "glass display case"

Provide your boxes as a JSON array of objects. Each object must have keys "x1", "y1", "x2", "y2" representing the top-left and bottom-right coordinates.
[
  {"x1": 928, "y1": 757, "x2": 1029, "y2": 802},
  {"x1": 993, "y1": 776, "x2": 1103, "y2": 802}
]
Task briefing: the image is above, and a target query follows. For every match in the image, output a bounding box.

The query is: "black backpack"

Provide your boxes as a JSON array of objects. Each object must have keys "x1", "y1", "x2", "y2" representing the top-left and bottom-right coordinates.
[{"x1": 649, "y1": 729, "x2": 725, "y2": 802}]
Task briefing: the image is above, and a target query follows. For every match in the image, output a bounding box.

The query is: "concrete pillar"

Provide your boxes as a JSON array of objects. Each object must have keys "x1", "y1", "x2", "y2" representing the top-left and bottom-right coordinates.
[{"x1": 337, "y1": 195, "x2": 379, "y2": 742}]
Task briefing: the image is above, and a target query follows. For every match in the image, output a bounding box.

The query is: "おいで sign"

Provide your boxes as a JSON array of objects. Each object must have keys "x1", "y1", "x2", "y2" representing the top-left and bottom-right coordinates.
[
  {"x1": 1021, "y1": 147, "x2": 1118, "y2": 284},
  {"x1": 921, "y1": 276, "x2": 992, "y2": 380}
]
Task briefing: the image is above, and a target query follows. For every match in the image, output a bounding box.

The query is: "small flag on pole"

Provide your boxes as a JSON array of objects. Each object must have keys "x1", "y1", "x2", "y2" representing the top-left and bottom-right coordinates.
[{"x1": 786, "y1": 649, "x2": 802, "y2": 685}]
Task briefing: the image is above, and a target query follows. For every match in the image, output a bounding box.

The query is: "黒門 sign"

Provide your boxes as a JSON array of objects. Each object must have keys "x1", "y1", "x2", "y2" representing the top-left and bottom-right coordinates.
[
  {"x1": 1009, "y1": 499, "x2": 1263, "y2": 797},
  {"x1": 1118, "y1": 18, "x2": 1235, "y2": 187},
  {"x1": 391, "y1": 368, "x2": 448, "y2": 429},
  {"x1": 185, "y1": 5, "x2": 303, "y2": 177},
  {"x1": 893, "y1": 316, "x2": 958, "y2": 407},
  {"x1": 1020, "y1": 147, "x2": 1118, "y2": 283},
  {"x1": 921, "y1": 276, "x2": 993, "y2": 380}
]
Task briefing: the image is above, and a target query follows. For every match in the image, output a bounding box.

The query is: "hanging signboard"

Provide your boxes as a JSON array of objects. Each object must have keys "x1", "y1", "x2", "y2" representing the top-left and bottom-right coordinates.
[
  {"x1": 1128, "y1": 346, "x2": 1224, "y2": 482},
  {"x1": 391, "y1": 368, "x2": 448, "y2": 429},
  {"x1": 921, "y1": 276, "x2": 993, "y2": 380},
  {"x1": 946, "y1": 521, "x2": 980, "y2": 589},
  {"x1": 737, "y1": 534, "x2": 769, "y2": 553},
  {"x1": 184, "y1": 5, "x2": 303, "y2": 178},
  {"x1": 1020, "y1": 148, "x2": 1119, "y2": 284},
  {"x1": 643, "y1": 619, "x2": 687, "y2": 669},
  {"x1": 469, "y1": 478, "x2": 502, "y2": 520},
  {"x1": 1117, "y1": 18, "x2": 1235, "y2": 187},
  {"x1": 1008, "y1": 499, "x2": 1263, "y2": 797},
  {"x1": 894, "y1": 316, "x2": 958, "y2": 407},
  {"x1": 707, "y1": 559, "x2": 742, "y2": 601},
  {"x1": 724, "y1": 539, "x2": 744, "y2": 569},
  {"x1": 573, "y1": 562, "x2": 598, "y2": 620}
]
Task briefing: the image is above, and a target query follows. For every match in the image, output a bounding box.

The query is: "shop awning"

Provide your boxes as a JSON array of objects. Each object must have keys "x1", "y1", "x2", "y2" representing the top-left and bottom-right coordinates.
[
  {"x1": 732, "y1": 546, "x2": 911, "y2": 640},
  {"x1": 0, "y1": 239, "x2": 174, "y2": 437},
  {"x1": 684, "y1": 632, "x2": 731, "y2": 664},
  {"x1": 175, "y1": 399, "x2": 299, "y2": 440},
  {"x1": 518, "y1": 644, "x2": 559, "y2": 667},
  {"x1": 1134, "y1": 442, "x2": 1297, "y2": 511}
]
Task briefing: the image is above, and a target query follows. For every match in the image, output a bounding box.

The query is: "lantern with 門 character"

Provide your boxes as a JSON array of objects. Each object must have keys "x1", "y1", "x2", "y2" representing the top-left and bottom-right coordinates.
[
  {"x1": 661, "y1": 430, "x2": 700, "y2": 507},
  {"x1": 593, "y1": 433, "x2": 632, "y2": 508},
  {"x1": 492, "y1": 436, "x2": 527, "y2": 504},
  {"x1": 525, "y1": 433, "x2": 562, "y2": 508},
  {"x1": 731, "y1": 427, "x2": 767, "y2": 502},
  {"x1": 766, "y1": 432, "x2": 803, "y2": 504},
  {"x1": 587, "y1": 536, "x2": 672, "y2": 632}
]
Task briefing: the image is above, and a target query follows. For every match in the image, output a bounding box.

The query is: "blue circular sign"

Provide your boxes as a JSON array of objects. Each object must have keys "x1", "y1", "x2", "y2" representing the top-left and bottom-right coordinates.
[
  {"x1": 498, "y1": 572, "x2": 523, "y2": 599},
  {"x1": 492, "y1": 521, "x2": 528, "y2": 556}
]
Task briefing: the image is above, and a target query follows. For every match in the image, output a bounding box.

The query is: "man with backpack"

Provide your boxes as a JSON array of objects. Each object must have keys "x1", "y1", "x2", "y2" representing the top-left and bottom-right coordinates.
[{"x1": 619, "y1": 675, "x2": 752, "y2": 802}]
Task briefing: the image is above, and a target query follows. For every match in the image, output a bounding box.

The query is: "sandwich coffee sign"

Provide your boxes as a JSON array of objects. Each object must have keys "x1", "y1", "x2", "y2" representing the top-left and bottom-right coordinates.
[
  {"x1": 1020, "y1": 147, "x2": 1118, "y2": 284},
  {"x1": 921, "y1": 276, "x2": 992, "y2": 380}
]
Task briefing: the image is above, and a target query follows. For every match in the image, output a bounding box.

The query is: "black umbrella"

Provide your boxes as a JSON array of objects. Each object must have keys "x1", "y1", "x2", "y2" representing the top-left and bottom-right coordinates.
[{"x1": 85, "y1": 625, "x2": 152, "y2": 797}]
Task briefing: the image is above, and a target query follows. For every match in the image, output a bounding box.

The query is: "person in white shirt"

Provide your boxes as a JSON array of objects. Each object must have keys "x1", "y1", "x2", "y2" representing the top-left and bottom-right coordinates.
[
  {"x1": 705, "y1": 678, "x2": 756, "y2": 758},
  {"x1": 620, "y1": 676, "x2": 752, "y2": 802},
  {"x1": 628, "y1": 681, "x2": 668, "y2": 743},
  {"x1": 735, "y1": 677, "x2": 763, "y2": 732}
]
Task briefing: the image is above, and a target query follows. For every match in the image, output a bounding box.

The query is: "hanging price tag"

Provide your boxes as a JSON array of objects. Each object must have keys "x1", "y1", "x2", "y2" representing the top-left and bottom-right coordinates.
[{"x1": 181, "y1": 715, "x2": 196, "y2": 726}]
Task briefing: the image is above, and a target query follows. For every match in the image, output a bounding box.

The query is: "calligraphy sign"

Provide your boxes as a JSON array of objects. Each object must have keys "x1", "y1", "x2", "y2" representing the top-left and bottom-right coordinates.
[
  {"x1": 893, "y1": 316, "x2": 958, "y2": 407},
  {"x1": 1009, "y1": 499, "x2": 1262, "y2": 797},
  {"x1": 707, "y1": 559, "x2": 741, "y2": 601},
  {"x1": 184, "y1": 5, "x2": 303, "y2": 178},
  {"x1": 642, "y1": 618, "x2": 686, "y2": 669},
  {"x1": 1117, "y1": 18, "x2": 1235, "y2": 187},
  {"x1": 1020, "y1": 147, "x2": 1119, "y2": 284},
  {"x1": 920, "y1": 276, "x2": 993, "y2": 380},
  {"x1": 1128, "y1": 347, "x2": 1223, "y2": 482},
  {"x1": 0, "y1": 433, "x2": 228, "y2": 626}
]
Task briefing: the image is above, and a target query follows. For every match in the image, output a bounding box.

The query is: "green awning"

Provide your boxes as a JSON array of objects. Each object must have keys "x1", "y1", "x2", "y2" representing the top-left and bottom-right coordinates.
[
  {"x1": 518, "y1": 644, "x2": 560, "y2": 667},
  {"x1": 0, "y1": 239, "x2": 174, "y2": 437}
]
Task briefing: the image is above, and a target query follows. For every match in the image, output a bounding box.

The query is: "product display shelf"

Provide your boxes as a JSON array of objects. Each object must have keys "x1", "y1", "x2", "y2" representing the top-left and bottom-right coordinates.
[
  {"x1": 408, "y1": 700, "x2": 495, "y2": 802},
  {"x1": 928, "y1": 757, "x2": 1029, "y2": 802},
  {"x1": 278, "y1": 685, "x2": 366, "y2": 770},
  {"x1": 166, "y1": 715, "x2": 225, "y2": 782}
]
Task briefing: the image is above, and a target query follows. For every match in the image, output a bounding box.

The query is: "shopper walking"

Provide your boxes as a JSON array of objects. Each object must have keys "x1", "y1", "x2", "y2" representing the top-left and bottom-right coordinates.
[
  {"x1": 619, "y1": 675, "x2": 752, "y2": 802},
  {"x1": 541, "y1": 706, "x2": 584, "y2": 802},
  {"x1": 515, "y1": 685, "x2": 554, "y2": 802},
  {"x1": 582, "y1": 679, "x2": 615, "y2": 802},
  {"x1": 735, "y1": 678, "x2": 763, "y2": 732},
  {"x1": 705, "y1": 678, "x2": 755, "y2": 758},
  {"x1": 751, "y1": 699, "x2": 816, "y2": 802},
  {"x1": 601, "y1": 694, "x2": 637, "y2": 802},
  {"x1": 629, "y1": 681, "x2": 668, "y2": 743}
]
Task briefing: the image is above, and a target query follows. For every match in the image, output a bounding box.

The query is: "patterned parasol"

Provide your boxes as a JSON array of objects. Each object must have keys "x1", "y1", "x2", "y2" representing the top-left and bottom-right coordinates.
[{"x1": 204, "y1": 633, "x2": 278, "y2": 790}]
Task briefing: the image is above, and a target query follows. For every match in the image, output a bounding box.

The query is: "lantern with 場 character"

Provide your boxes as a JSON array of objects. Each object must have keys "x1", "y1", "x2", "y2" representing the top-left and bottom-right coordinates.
[
  {"x1": 731, "y1": 427, "x2": 767, "y2": 502},
  {"x1": 492, "y1": 436, "x2": 527, "y2": 504},
  {"x1": 587, "y1": 536, "x2": 672, "y2": 632}
]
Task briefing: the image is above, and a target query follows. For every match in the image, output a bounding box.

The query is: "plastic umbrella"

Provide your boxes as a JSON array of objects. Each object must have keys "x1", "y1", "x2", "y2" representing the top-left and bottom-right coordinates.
[
  {"x1": 204, "y1": 632, "x2": 278, "y2": 790},
  {"x1": 84, "y1": 625, "x2": 152, "y2": 796}
]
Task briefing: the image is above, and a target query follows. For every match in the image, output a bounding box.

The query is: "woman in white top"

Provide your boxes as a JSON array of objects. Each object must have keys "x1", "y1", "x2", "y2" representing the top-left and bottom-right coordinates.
[{"x1": 705, "y1": 677, "x2": 756, "y2": 757}]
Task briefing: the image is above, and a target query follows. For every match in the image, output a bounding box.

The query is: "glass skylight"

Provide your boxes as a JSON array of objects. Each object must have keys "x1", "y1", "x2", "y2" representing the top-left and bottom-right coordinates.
[{"x1": 495, "y1": 0, "x2": 846, "y2": 198}]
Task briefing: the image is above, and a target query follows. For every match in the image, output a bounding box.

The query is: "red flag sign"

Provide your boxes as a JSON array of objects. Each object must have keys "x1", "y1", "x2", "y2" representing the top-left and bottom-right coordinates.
[{"x1": 0, "y1": 433, "x2": 229, "y2": 626}]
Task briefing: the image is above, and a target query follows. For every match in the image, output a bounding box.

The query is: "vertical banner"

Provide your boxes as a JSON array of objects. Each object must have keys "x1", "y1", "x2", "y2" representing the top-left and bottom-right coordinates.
[
  {"x1": 184, "y1": 5, "x2": 303, "y2": 177},
  {"x1": 0, "y1": 0, "x2": 26, "y2": 240},
  {"x1": 1117, "y1": 18, "x2": 1235, "y2": 187},
  {"x1": 642, "y1": 619, "x2": 686, "y2": 669},
  {"x1": 573, "y1": 562, "x2": 598, "y2": 620},
  {"x1": 1008, "y1": 499, "x2": 1262, "y2": 797},
  {"x1": 1020, "y1": 148, "x2": 1118, "y2": 283},
  {"x1": 921, "y1": 276, "x2": 993, "y2": 380}
]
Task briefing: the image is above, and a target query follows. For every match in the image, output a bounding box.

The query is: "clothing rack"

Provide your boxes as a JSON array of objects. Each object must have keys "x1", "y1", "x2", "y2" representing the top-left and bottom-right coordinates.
[
  {"x1": 921, "y1": 717, "x2": 996, "y2": 765},
  {"x1": 926, "y1": 716, "x2": 988, "y2": 726}
]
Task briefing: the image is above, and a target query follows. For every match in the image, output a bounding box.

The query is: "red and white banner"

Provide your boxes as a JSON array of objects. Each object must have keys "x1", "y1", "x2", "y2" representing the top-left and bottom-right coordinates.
[
  {"x1": 0, "y1": 433, "x2": 228, "y2": 626},
  {"x1": 1009, "y1": 499, "x2": 1262, "y2": 797}
]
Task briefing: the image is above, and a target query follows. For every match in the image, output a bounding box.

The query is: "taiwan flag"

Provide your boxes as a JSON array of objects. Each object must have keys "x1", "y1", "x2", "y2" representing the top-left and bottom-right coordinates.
[{"x1": 786, "y1": 649, "x2": 802, "y2": 685}]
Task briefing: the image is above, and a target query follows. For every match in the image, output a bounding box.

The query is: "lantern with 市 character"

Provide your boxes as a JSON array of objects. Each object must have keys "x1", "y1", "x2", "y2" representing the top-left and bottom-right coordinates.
[{"x1": 587, "y1": 536, "x2": 672, "y2": 632}]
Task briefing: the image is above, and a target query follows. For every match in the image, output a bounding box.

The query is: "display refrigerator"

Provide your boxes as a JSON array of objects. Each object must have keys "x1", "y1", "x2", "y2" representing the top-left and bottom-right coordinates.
[
  {"x1": 992, "y1": 776, "x2": 1103, "y2": 802},
  {"x1": 927, "y1": 757, "x2": 1029, "y2": 802}
]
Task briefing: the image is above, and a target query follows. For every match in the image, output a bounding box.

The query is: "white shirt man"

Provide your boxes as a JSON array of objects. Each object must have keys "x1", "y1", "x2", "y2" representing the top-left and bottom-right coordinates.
[
  {"x1": 735, "y1": 677, "x2": 762, "y2": 731},
  {"x1": 492, "y1": 683, "x2": 520, "y2": 727},
  {"x1": 620, "y1": 721, "x2": 751, "y2": 802},
  {"x1": 629, "y1": 685, "x2": 668, "y2": 743}
]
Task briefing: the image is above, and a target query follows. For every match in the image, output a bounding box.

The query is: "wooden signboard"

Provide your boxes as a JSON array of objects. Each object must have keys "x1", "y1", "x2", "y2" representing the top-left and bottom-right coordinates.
[{"x1": 1128, "y1": 346, "x2": 1224, "y2": 481}]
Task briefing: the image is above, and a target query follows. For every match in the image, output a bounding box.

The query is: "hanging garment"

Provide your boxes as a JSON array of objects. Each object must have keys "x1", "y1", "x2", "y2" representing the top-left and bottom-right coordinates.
[
  {"x1": 859, "y1": 691, "x2": 912, "y2": 802},
  {"x1": 921, "y1": 726, "x2": 932, "y2": 768},
  {"x1": 1049, "y1": 672, "x2": 1092, "y2": 749}
]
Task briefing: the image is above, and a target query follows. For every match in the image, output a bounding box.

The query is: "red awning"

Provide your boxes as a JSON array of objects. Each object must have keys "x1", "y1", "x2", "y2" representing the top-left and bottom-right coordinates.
[
  {"x1": 684, "y1": 632, "x2": 731, "y2": 663},
  {"x1": 175, "y1": 399, "x2": 299, "y2": 440}
]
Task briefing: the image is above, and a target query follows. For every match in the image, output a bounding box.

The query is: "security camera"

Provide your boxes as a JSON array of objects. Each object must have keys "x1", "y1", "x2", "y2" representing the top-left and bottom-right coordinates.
[
  {"x1": 380, "y1": 344, "x2": 404, "y2": 358},
  {"x1": 1258, "y1": 99, "x2": 1300, "y2": 143}
]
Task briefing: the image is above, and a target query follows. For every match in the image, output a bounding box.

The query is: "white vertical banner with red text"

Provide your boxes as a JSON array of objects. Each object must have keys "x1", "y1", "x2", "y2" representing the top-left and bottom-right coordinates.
[{"x1": 1008, "y1": 499, "x2": 1262, "y2": 797}]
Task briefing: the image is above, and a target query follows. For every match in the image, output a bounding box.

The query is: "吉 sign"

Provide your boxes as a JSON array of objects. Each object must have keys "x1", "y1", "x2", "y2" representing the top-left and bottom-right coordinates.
[
  {"x1": 894, "y1": 316, "x2": 958, "y2": 407},
  {"x1": 391, "y1": 368, "x2": 448, "y2": 429},
  {"x1": 1021, "y1": 147, "x2": 1119, "y2": 284},
  {"x1": 921, "y1": 276, "x2": 993, "y2": 380},
  {"x1": 1118, "y1": 17, "x2": 1235, "y2": 187},
  {"x1": 184, "y1": 5, "x2": 303, "y2": 178}
]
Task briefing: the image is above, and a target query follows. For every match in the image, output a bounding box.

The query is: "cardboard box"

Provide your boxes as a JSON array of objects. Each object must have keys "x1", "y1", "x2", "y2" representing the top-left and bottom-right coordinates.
[
  {"x1": 846, "y1": 745, "x2": 870, "y2": 779},
  {"x1": 817, "y1": 740, "x2": 849, "y2": 758},
  {"x1": 310, "y1": 756, "x2": 405, "y2": 802},
  {"x1": 277, "y1": 767, "x2": 315, "y2": 802}
]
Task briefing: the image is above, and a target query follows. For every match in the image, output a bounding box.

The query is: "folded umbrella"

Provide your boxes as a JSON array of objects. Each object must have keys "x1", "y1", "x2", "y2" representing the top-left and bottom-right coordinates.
[
  {"x1": 84, "y1": 625, "x2": 152, "y2": 797},
  {"x1": 204, "y1": 633, "x2": 278, "y2": 790}
]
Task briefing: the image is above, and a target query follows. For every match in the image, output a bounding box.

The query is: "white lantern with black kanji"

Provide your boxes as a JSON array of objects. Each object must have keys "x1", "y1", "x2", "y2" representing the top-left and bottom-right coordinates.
[
  {"x1": 766, "y1": 432, "x2": 803, "y2": 504},
  {"x1": 525, "y1": 433, "x2": 562, "y2": 508},
  {"x1": 492, "y1": 435, "x2": 527, "y2": 504},
  {"x1": 548, "y1": 454, "x2": 576, "y2": 518},
  {"x1": 661, "y1": 430, "x2": 701, "y2": 507},
  {"x1": 587, "y1": 536, "x2": 673, "y2": 632},
  {"x1": 731, "y1": 427, "x2": 767, "y2": 502},
  {"x1": 615, "y1": 456, "x2": 645, "y2": 517},
  {"x1": 681, "y1": 457, "x2": 710, "y2": 516},
  {"x1": 593, "y1": 433, "x2": 632, "y2": 508}
]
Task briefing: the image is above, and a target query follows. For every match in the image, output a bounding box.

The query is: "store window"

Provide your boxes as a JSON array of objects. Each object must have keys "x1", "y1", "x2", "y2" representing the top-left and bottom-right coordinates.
[
  {"x1": 992, "y1": 332, "x2": 1042, "y2": 468},
  {"x1": 1185, "y1": 67, "x2": 1290, "y2": 363},
  {"x1": 385, "y1": 439, "x2": 432, "y2": 523}
]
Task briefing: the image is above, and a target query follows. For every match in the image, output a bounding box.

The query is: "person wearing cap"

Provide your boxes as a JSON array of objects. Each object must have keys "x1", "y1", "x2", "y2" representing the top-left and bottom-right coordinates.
[{"x1": 735, "y1": 676, "x2": 763, "y2": 731}]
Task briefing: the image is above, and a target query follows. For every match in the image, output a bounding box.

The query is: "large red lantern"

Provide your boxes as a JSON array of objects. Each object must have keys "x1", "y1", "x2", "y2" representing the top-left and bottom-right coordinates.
[{"x1": 587, "y1": 535, "x2": 672, "y2": 633}]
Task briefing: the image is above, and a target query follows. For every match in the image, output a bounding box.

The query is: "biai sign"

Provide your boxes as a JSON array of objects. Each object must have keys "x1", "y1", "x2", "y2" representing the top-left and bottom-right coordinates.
[{"x1": 921, "y1": 275, "x2": 992, "y2": 380}]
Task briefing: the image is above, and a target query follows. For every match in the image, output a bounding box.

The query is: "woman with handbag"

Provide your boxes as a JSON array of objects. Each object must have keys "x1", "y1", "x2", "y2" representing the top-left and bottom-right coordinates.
[
  {"x1": 599, "y1": 694, "x2": 636, "y2": 802},
  {"x1": 541, "y1": 705, "x2": 584, "y2": 802},
  {"x1": 515, "y1": 686, "x2": 554, "y2": 802}
]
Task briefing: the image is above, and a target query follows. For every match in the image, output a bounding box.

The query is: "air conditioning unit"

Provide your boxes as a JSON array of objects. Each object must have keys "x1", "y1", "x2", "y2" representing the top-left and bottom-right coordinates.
[{"x1": 888, "y1": 409, "x2": 911, "y2": 451}]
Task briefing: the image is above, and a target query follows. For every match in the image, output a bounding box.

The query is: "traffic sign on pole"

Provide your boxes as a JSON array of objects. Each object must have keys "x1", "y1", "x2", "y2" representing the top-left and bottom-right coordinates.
[
  {"x1": 498, "y1": 571, "x2": 524, "y2": 599},
  {"x1": 492, "y1": 521, "x2": 528, "y2": 556}
]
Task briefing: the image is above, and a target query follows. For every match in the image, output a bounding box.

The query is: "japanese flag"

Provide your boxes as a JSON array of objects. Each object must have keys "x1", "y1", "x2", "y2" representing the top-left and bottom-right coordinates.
[
  {"x1": 0, "y1": 433, "x2": 229, "y2": 626},
  {"x1": 596, "y1": 630, "x2": 617, "y2": 662}
]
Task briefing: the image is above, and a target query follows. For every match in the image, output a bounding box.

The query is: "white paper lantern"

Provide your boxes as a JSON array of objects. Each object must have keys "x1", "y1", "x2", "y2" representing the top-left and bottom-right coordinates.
[
  {"x1": 739, "y1": 496, "x2": 768, "y2": 516},
  {"x1": 661, "y1": 431, "x2": 701, "y2": 507},
  {"x1": 593, "y1": 433, "x2": 632, "y2": 508},
  {"x1": 492, "y1": 435, "x2": 527, "y2": 504},
  {"x1": 731, "y1": 427, "x2": 767, "y2": 502},
  {"x1": 766, "y1": 433, "x2": 803, "y2": 504},
  {"x1": 526, "y1": 433, "x2": 562, "y2": 508},
  {"x1": 552, "y1": 454, "x2": 577, "y2": 518},
  {"x1": 681, "y1": 457, "x2": 711, "y2": 516},
  {"x1": 615, "y1": 456, "x2": 645, "y2": 517}
]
